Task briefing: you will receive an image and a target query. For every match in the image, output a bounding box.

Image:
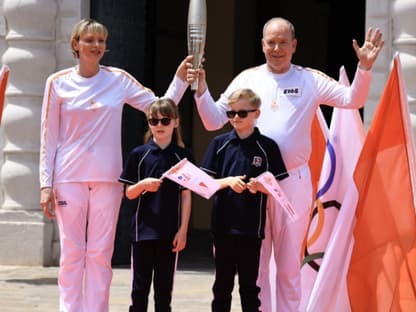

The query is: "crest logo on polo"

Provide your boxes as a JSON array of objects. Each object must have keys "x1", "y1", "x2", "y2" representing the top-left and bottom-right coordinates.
[{"x1": 252, "y1": 156, "x2": 262, "y2": 167}]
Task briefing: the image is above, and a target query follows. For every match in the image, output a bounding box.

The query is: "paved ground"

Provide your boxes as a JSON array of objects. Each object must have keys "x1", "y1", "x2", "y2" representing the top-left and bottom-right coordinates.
[
  {"x1": 0, "y1": 229, "x2": 245, "y2": 312},
  {"x1": 0, "y1": 264, "x2": 244, "y2": 312}
]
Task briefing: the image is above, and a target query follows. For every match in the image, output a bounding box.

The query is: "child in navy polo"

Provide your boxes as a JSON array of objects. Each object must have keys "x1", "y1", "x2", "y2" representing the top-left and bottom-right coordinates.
[
  {"x1": 201, "y1": 88, "x2": 288, "y2": 312},
  {"x1": 119, "y1": 98, "x2": 193, "y2": 312}
]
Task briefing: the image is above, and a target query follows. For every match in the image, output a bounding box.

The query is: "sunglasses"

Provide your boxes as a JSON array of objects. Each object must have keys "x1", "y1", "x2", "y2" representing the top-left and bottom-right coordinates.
[
  {"x1": 226, "y1": 109, "x2": 257, "y2": 118},
  {"x1": 147, "y1": 117, "x2": 172, "y2": 126}
]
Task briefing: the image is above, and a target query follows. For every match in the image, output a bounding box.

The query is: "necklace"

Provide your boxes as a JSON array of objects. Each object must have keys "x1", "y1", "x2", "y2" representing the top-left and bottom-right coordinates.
[
  {"x1": 270, "y1": 79, "x2": 279, "y2": 111},
  {"x1": 271, "y1": 98, "x2": 279, "y2": 111}
]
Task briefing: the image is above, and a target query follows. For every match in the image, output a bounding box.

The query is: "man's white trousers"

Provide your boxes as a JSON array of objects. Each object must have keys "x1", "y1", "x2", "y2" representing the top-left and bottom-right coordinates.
[{"x1": 258, "y1": 165, "x2": 312, "y2": 312}]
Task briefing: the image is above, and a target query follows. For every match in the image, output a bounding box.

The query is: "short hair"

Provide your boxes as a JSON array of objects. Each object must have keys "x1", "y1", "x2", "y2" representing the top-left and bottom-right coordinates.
[
  {"x1": 70, "y1": 18, "x2": 108, "y2": 58},
  {"x1": 144, "y1": 98, "x2": 185, "y2": 147},
  {"x1": 228, "y1": 89, "x2": 261, "y2": 109},
  {"x1": 262, "y1": 17, "x2": 296, "y2": 39}
]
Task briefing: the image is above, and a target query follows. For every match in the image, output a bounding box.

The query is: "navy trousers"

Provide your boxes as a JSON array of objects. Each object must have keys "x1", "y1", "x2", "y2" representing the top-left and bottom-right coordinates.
[
  {"x1": 211, "y1": 234, "x2": 262, "y2": 312},
  {"x1": 129, "y1": 240, "x2": 176, "y2": 312}
]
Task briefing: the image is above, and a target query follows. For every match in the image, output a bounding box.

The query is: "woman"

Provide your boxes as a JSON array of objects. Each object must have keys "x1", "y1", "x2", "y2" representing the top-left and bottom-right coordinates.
[{"x1": 39, "y1": 18, "x2": 189, "y2": 312}]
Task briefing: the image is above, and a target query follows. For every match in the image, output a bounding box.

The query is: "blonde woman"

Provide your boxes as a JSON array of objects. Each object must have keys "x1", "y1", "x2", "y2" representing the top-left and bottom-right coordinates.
[{"x1": 39, "y1": 18, "x2": 190, "y2": 312}]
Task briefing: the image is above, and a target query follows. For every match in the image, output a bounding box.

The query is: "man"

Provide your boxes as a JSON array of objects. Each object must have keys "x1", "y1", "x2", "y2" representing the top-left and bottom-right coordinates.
[{"x1": 187, "y1": 17, "x2": 383, "y2": 311}]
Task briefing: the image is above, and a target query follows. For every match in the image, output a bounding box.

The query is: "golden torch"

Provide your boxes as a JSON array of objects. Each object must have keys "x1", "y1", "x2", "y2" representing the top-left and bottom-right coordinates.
[{"x1": 187, "y1": 0, "x2": 206, "y2": 90}]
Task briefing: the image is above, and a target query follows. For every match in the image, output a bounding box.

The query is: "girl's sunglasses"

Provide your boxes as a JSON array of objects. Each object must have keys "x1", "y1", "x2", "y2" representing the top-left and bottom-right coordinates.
[
  {"x1": 147, "y1": 117, "x2": 171, "y2": 126},
  {"x1": 226, "y1": 109, "x2": 257, "y2": 119}
]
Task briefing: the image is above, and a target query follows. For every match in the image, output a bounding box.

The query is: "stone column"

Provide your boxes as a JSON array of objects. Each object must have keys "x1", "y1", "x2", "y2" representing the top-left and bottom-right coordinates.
[
  {"x1": 364, "y1": 0, "x2": 391, "y2": 128},
  {"x1": 0, "y1": 0, "x2": 57, "y2": 265},
  {"x1": 393, "y1": 0, "x2": 416, "y2": 137},
  {"x1": 0, "y1": 0, "x2": 87, "y2": 265},
  {"x1": 365, "y1": 0, "x2": 416, "y2": 139}
]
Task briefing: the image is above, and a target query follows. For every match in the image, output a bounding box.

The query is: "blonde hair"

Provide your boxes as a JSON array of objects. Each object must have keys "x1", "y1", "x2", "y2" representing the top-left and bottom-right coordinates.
[
  {"x1": 228, "y1": 88, "x2": 261, "y2": 109},
  {"x1": 144, "y1": 98, "x2": 185, "y2": 148},
  {"x1": 70, "y1": 18, "x2": 108, "y2": 58}
]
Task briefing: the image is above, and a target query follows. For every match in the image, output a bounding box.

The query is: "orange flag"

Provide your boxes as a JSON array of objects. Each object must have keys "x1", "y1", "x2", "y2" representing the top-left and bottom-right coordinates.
[
  {"x1": 347, "y1": 55, "x2": 416, "y2": 311},
  {"x1": 303, "y1": 108, "x2": 329, "y2": 258},
  {"x1": 0, "y1": 64, "x2": 9, "y2": 125},
  {"x1": 309, "y1": 107, "x2": 329, "y2": 200}
]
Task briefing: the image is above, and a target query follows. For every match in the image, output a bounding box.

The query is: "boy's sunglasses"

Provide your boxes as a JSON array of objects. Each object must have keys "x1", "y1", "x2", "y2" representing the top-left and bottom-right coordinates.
[
  {"x1": 226, "y1": 109, "x2": 257, "y2": 119},
  {"x1": 148, "y1": 117, "x2": 171, "y2": 126}
]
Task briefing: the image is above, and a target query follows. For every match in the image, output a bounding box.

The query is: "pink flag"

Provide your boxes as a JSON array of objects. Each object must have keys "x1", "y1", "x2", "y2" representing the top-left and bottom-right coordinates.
[
  {"x1": 0, "y1": 64, "x2": 10, "y2": 125},
  {"x1": 256, "y1": 171, "x2": 296, "y2": 219},
  {"x1": 162, "y1": 158, "x2": 221, "y2": 199}
]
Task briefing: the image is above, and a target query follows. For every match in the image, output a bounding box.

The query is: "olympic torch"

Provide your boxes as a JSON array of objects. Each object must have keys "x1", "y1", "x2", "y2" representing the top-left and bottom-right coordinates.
[{"x1": 187, "y1": 0, "x2": 206, "y2": 90}]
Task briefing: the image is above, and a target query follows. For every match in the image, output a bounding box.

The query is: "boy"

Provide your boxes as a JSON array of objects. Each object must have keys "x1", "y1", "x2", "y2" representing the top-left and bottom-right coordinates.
[{"x1": 201, "y1": 88, "x2": 288, "y2": 311}]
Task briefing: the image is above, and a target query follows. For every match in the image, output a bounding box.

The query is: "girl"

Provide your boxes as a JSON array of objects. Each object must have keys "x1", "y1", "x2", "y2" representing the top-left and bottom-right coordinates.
[{"x1": 119, "y1": 98, "x2": 193, "y2": 312}]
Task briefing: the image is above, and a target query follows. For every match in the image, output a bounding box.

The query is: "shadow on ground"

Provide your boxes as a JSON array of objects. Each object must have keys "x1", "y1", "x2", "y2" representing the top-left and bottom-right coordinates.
[
  {"x1": 5, "y1": 277, "x2": 57, "y2": 285},
  {"x1": 177, "y1": 229, "x2": 214, "y2": 272},
  {"x1": 113, "y1": 229, "x2": 215, "y2": 273}
]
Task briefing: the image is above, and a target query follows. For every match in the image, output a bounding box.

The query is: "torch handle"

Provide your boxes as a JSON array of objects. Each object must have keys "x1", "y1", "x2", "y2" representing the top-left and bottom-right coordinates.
[
  {"x1": 187, "y1": 0, "x2": 206, "y2": 91},
  {"x1": 188, "y1": 23, "x2": 204, "y2": 90}
]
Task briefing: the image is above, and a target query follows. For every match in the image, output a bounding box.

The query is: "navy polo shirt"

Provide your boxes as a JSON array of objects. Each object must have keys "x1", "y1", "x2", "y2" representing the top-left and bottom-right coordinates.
[
  {"x1": 119, "y1": 139, "x2": 194, "y2": 242},
  {"x1": 201, "y1": 127, "x2": 288, "y2": 239}
]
